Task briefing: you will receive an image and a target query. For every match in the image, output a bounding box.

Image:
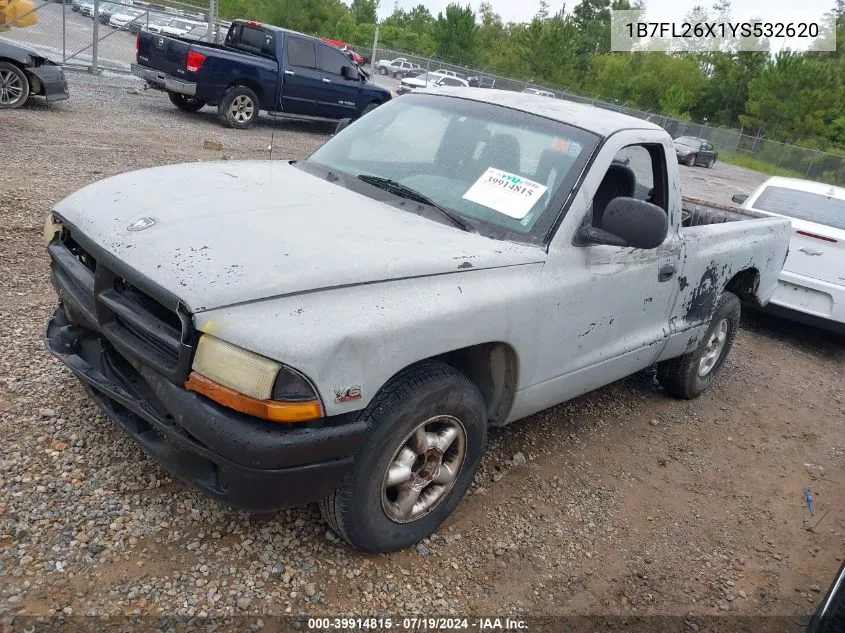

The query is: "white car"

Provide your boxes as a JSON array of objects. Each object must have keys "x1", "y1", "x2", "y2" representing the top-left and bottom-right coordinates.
[
  {"x1": 733, "y1": 176, "x2": 845, "y2": 332},
  {"x1": 522, "y1": 87, "x2": 556, "y2": 98},
  {"x1": 109, "y1": 9, "x2": 142, "y2": 29},
  {"x1": 396, "y1": 72, "x2": 467, "y2": 95},
  {"x1": 159, "y1": 18, "x2": 202, "y2": 37}
]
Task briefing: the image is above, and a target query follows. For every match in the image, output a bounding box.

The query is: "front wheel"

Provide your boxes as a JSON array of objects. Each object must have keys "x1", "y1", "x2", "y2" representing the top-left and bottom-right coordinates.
[
  {"x1": 358, "y1": 101, "x2": 380, "y2": 118},
  {"x1": 657, "y1": 291, "x2": 740, "y2": 399},
  {"x1": 168, "y1": 91, "x2": 206, "y2": 112},
  {"x1": 685, "y1": 153, "x2": 697, "y2": 167},
  {"x1": 0, "y1": 62, "x2": 30, "y2": 109},
  {"x1": 319, "y1": 361, "x2": 487, "y2": 553},
  {"x1": 378, "y1": 66, "x2": 388, "y2": 75},
  {"x1": 217, "y1": 85, "x2": 259, "y2": 129}
]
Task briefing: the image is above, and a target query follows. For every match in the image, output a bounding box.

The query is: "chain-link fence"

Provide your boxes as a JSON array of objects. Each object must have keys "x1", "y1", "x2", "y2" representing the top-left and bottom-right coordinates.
[
  {"x1": 365, "y1": 44, "x2": 845, "y2": 187},
  {"x1": 1, "y1": 0, "x2": 227, "y2": 73}
]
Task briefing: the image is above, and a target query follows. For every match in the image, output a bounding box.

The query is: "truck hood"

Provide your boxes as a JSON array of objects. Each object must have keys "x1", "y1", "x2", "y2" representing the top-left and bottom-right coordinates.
[{"x1": 53, "y1": 160, "x2": 545, "y2": 312}]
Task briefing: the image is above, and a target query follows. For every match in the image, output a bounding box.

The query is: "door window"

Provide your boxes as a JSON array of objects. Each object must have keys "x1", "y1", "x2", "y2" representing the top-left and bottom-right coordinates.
[
  {"x1": 319, "y1": 44, "x2": 351, "y2": 77},
  {"x1": 287, "y1": 37, "x2": 317, "y2": 69},
  {"x1": 587, "y1": 144, "x2": 668, "y2": 229}
]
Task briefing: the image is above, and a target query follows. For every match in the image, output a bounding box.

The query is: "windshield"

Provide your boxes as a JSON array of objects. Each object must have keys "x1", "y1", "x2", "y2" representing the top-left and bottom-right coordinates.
[
  {"x1": 305, "y1": 94, "x2": 599, "y2": 244},
  {"x1": 752, "y1": 185, "x2": 845, "y2": 229}
]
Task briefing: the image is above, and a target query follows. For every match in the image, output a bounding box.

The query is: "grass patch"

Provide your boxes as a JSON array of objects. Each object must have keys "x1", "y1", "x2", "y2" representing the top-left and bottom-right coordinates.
[{"x1": 718, "y1": 152, "x2": 804, "y2": 178}]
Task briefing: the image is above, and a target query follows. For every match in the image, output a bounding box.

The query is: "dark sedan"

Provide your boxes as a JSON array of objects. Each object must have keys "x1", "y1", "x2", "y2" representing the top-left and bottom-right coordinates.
[
  {"x1": 674, "y1": 136, "x2": 718, "y2": 168},
  {"x1": 0, "y1": 39, "x2": 69, "y2": 109}
]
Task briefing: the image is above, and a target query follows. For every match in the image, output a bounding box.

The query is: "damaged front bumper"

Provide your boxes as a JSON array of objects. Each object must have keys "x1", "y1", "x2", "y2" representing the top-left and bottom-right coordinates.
[
  {"x1": 30, "y1": 63, "x2": 69, "y2": 102},
  {"x1": 45, "y1": 307, "x2": 366, "y2": 511}
]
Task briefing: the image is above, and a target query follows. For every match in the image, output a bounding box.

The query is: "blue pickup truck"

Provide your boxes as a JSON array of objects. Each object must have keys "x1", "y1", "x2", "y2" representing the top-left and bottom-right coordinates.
[{"x1": 131, "y1": 20, "x2": 391, "y2": 129}]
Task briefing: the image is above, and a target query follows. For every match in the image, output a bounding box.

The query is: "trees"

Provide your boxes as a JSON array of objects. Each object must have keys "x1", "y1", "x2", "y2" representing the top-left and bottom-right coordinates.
[
  {"x1": 431, "y1": 3, "x2": 479, "y2": 63},
  {"x1": 211, "y1": 0, "x2": 845, "y2": 153}
]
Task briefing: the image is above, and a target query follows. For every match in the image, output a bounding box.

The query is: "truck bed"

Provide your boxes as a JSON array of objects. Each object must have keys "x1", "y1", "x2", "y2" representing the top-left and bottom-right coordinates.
[{"x1": 681, "y1": 195, "x2": 770, "y2": 226}]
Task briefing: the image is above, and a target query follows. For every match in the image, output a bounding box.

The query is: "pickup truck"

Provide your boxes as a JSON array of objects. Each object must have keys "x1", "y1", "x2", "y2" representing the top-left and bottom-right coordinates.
[
  {"x1": 131, "y1": 19, "x2": 391, "y2": 129},
  {"x1": 43, "y1": 88, "x2": 791, "y2": 553}
]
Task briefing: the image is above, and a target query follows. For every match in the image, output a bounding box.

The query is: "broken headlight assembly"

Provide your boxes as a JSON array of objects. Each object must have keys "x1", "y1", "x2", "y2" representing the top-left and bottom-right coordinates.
[
  {"x1": 186, "y1": 334, "x2": 323, "y2": 423},
  {"x1": 43, "y1": 212, "x2": 63, "y2": 246}
]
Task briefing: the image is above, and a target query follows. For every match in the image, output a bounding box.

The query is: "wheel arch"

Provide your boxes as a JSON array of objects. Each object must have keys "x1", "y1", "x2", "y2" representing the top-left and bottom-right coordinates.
[
  {"x1": 224, "y1": 78, "x2": 263, "y2": 106},
  {"x1": 725, "y1": 267, "x2": 761, "y2": 304},
  {"x1": 375, "y1": 342, "x2": 519, "y2": 427}
]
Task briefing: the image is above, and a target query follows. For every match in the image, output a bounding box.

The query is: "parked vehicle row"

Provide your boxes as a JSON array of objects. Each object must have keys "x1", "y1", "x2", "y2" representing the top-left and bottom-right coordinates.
[{"x1": 132, "y1": 19, "x2": 391, "y2": 128}]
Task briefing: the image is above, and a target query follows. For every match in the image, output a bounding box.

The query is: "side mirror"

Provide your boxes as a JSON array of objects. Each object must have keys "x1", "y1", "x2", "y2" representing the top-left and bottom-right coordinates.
[
  {"x1": 580, "y1": 197, "x2": 668, "y2": 249},
  {"x1": 334, "y1": 118, "x2": 352, "y2": 135},
  {"x1": 341, "y1": 66, "x2": 357, "y2": 80},
  {"x1": 731, "y1": 193, "x2": 748, "y2": 205}
]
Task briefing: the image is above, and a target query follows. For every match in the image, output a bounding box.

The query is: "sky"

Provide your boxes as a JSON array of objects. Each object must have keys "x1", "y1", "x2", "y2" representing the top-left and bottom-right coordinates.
[{"x1": 377, "y1": 0, "x2": 837, "y2": 28}]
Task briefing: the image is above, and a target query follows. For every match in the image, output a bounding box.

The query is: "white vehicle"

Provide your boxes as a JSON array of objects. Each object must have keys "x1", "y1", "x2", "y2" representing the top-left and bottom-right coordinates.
[
  {"x1": 733, "y1": 176, "x2": 845, "y2": 332},
  {"x1": 159, "y1": 18, "x2": 199, "y2": 37},
  {"x1": 374, "y1": 57, "x2": 417, "y2": 78},
  {"x1": 109, "y1": 8, "x2": 142, "y2": 29},
  {"x1": 433, "y1": 68, "x2": 465, "y2": 79},
  {"x1": 44, "y1": 89, "x2": 791, "y2": 553},
  {"x1": 144, "y1": 15, "x2": 174, "y2": 33},
  {"x1": 522, "y1": 87, "x2": 556, "y2": 99},
  {"x1": 396, "y1": 72, "x2": 467, "y2": 95}
]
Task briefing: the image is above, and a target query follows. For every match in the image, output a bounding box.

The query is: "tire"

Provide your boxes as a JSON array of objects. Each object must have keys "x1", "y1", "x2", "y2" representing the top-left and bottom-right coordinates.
[
  {"x1": 358, "y1": 101, "x2": 380, "y2": 118},
  {"x1": 0, "y1": 62, "x2": 30, "y2": 110},
  {"x1": 318, "y1": 361, "x2": 487, "y2": 553},
  {"x1": 657, "y1": 291, "x2": 741, "y2": 399},
  {"x1": 168, "y1": 91, "x2": 206, "y2": 113},
  {"x1": 217, "y1": 85, "x2": 259, "y2": 129},
  {"x1": 685, "y1": 153, "x2": 696, "y2": 167},
  {"x1": 392, "y1": 71, "x2": 401, "y2": 79},
  {"x1": 705, "y1": 158, "x2": 715, "y2": 168},
  {"x1": 378, "y1": 66, "x2": 388, "y2": 75}
]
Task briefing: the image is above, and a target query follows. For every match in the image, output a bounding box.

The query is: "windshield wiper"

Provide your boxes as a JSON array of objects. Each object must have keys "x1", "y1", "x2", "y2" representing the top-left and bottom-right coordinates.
[{"x1": 357, "y1": 174, "x2": 473, "y2": 232}]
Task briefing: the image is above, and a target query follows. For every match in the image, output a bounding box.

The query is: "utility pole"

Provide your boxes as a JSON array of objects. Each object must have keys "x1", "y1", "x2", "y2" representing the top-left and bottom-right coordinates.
[{"x1": 371, "y1": 25, "x2": 379, "y2": 72}]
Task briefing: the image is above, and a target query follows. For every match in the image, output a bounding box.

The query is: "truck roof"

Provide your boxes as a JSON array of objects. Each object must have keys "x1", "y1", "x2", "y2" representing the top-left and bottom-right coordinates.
[
  {"x1": 758, "y1": 176, "x2": 845, "y2": 200},
  {"x1": 415, "y1": 87, "x2": 665, "y2": 137}
]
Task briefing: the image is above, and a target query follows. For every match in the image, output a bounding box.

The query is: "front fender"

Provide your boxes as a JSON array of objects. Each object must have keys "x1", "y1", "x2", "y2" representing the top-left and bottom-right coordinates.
[{"x1": 192, "y1": 264, "x2": 544, "y2": 417}]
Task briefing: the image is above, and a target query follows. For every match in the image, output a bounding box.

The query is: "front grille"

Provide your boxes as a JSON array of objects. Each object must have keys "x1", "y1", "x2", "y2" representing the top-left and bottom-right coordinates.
[{"x1": 48, "y1": 227, "x2": 195, "y2": 384}]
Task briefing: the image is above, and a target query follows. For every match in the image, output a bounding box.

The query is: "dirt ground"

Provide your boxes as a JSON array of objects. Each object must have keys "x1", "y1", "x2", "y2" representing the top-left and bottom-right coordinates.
[{"x1": 1, "y1": 71, "x2": 843, "y2": 629}]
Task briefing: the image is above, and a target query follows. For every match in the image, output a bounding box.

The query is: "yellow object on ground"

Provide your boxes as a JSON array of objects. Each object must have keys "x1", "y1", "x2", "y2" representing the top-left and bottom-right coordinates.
[{"x1": 0, "y1": 0, "x2": 40, "y2": 31}]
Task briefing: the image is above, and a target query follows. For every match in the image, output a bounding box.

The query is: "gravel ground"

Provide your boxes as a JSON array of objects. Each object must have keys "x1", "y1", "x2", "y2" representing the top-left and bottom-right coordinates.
[{"x1": 1, "y1": 71, "x2": 843, "y2": 627}]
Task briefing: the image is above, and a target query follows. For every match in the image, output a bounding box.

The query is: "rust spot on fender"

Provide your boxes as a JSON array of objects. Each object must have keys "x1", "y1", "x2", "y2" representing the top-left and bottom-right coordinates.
[{"x1": 457, "y1": 261, "x2": 473, "y2": 269}]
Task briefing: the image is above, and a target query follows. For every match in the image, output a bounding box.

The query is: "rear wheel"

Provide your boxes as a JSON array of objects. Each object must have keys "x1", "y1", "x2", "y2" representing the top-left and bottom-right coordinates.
[
  {"x1": 168, "y1": 91, "x2": 206, "y2": 112},
  {"x1": 319, "y1": 361, "x2": 487, "y2": 553},
  {"x1": 0, "y1": 62, "x2": 30, "y2": 110},
  {"x1": 657, "y1": 291, "x2": 740, "y2": 399},
  {"x1": 217, "y1": 85, "x2": 259, "y2": 129},
  {"x1": 705, "y1": 158, "x2": 715, "y2": 168}
]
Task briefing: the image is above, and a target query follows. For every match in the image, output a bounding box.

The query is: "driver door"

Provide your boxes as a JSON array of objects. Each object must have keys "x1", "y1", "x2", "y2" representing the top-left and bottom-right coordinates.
[{"x1": 529, "y1": 133, "x2": 682, "y2": 403}]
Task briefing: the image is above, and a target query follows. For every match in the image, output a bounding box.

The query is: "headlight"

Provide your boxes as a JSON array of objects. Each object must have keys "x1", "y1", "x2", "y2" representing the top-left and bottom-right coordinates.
[
  {"x1": 43, "y1": 213, "x2": 63, "y2": 246},
  {"x1": 186, "y1": 334, "x2": 323, "y2": 423}
]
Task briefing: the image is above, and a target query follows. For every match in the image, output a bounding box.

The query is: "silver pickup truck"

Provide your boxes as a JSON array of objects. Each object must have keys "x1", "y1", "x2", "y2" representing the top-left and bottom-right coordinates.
[{"x1": 43, "y1": 88, "x2": 791, "y2": 553}]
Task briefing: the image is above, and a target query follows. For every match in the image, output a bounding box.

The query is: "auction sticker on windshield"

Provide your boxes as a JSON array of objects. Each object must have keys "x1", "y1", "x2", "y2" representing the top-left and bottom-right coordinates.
[{"x1": 462, "y1": 167, "x2": 547, "y2": 219}]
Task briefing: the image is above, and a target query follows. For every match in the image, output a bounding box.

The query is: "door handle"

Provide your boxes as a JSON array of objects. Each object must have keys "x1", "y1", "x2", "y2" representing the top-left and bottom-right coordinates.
[
  {"x1": 322, "y1": 78, "x2": 332, "y2": 83},
  {"x1": 284, "y1": 70, "x2": 295, "y2": 76},
  {"x1": 658, "y1": 263, "x2": 676, "y2": 282}
]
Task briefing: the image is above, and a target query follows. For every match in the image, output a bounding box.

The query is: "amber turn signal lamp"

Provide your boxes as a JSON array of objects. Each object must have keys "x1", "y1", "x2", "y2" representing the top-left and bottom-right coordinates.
[{"x1": 185, "y1": 372, "x2": 323, "y2": 423}]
